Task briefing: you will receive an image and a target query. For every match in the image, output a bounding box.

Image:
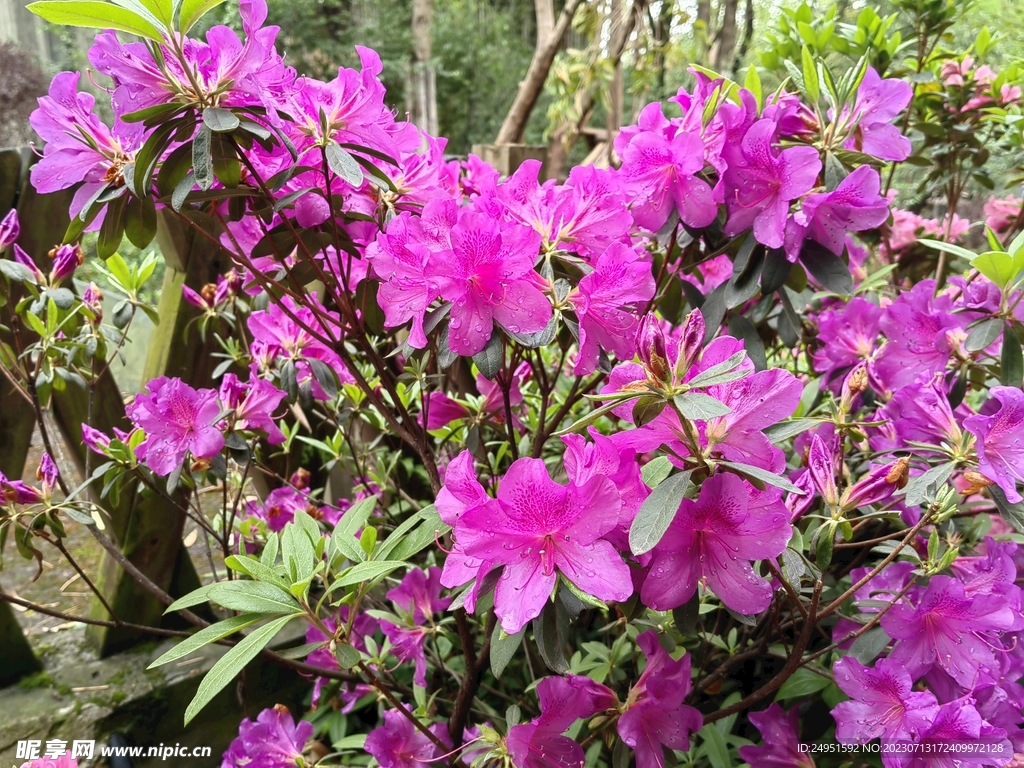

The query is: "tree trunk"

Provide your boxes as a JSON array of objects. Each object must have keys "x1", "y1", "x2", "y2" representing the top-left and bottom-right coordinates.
[
  {"x1": 495, "y1": 0, "x2": 586, "y2": 145},
  {"x1": 696, "y1": 0, "x2": 711, "y2": 59},
  {"x1": 709, "y1": 0, "x2": 739, "y2": 74},
  {"x1": 732, "y1": 0, "x2": 755, "y2": 75},
  {"x1": 607, "y1": 0, "x2": 624, "y2": 165},
  {"x1": 410, "y1": 0, "x2": 437, "y2": 136}
]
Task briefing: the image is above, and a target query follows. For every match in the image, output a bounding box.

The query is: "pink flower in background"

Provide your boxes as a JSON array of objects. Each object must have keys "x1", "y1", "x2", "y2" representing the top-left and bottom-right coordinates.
[
  {"x1": 127, "y1": 377, "x2": 224, "y2": 475},
  {"x1": 364, "y1": 710, "x2": 449, "y2": 768},
  {"x1": 985, "y1": 195, "x2": 1022, "y2": 234},
  {"x1": 222, "y1": 704, "x2": 312, "y2": 768},
  {"x1": 723, "y1": 118, "x2": 822, "y2": 249},
  {"x1": 453, "y1": 456, "x2": 631, "y2": 633},
  {"x1": 568, "y1": 242, "x2": 655, "y2": 375},
  {"x1": 617, "y1": 631, "x2": 703, "y2": 767},
  {"x1": 507, "y1": 675, "x2": 616, "y2": 768},
  {"x1": 738, "y1": 703, "x2": 814, "y2": 768},
  {"x1": 245, "y1": 486, "x2": 317, "y2": 532},
  {"x1": 642, "y1": 473, "x2": 791, "y2": 614},
  {"x1": 426, "y1": 210, "x2": 550, "y2": 356},
  {"x1": 965, "y1": 387, "x2": 1024, "y2": 503},
  {"x1": 20, "y1": 755, "x2": 78, "y2": 768}
]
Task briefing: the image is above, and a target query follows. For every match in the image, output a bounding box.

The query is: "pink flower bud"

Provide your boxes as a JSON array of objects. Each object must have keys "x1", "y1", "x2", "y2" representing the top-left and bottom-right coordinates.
[
  {"x1": 841, "y1": 457, "x2": 910, "y2": 511},
  {"x1": 49, "y1": 244, "x2": 83, "y2": 282},
  {"x1": 0, "y1": 209, "x2": 19, "y2": 250},
  {"x1": 676, "y1": 309, "x2": 706, "y2": 377},
  {"x1": 636, "y1": 313, "x2": 669, "y2": 383}
]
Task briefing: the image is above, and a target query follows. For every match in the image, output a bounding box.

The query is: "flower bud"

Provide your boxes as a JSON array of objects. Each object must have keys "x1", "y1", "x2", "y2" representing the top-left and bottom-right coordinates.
[
  {"x1": 12, "y1": 244, "x2": 43, "y2": 281},
  {"x1": 840, "y1": 363, "x2": 869, "y2": 412},
  {"x1": 36, "y1": 454, "x2": 59, "y2": 494},
  {"x1": 0, "y1": 210, "x2": 20, "y2": 250},
  {"x1": 83, "y1": 282, "x2": 104, "y2": 322},
  {"x1": 636, "y1": 313, "x2": 669, "y2": 383},
  {"x1": 49, "y1": 244, "x2": 83, "y2": 282},
  {"x1": 961, "y1": 470, "x2": 994, "y2": 496},
  {"x1": 291, "y1": 468, "x2": 311, "y2": 490},
  {"x1": 808, "y1": 434, "x2": 840, "y2": 507},
  {"x1": 676, "y1": 309, "x2": 706, "y2": 378},
  {"x1": 201, "y1": 283, "x2": 218, "y2": 305},
  {"x1": 840, "y1": 457, "x2": 910, "y2": 511}
]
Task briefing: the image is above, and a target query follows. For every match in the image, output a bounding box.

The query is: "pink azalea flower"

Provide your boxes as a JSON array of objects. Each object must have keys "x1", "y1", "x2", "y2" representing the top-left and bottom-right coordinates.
[
  {"x1": 366, "y1": 200, "x2": 457, "y2": 348},
  {"x1": 220, "y1": 365, "x2": 287, "y2": 444},
  {"x1": 568, "y1": 242, "x2": 655, "y2": 375},
  {"x1": 737, "y1": 703, "x2": 814, "y2": 768},
  {"x1": 507, "y1": 675, "x2": 617, "y2": 768},
  {"x1": 0, "y1": 470, "x2": 42, "y2": 506},
  {"x1": 127, "y1": 377, "x2": 224, "y2": 476},
  {"x1": 883, "y1": 697, "x2": 1012, "y2": 768},
  {"x1": 641, "y1": 473, "x2": 791, "y2": 614},
  {"x1": 426, "y1": 210, "x2": 550, "y2": 357},
  {"x1": 617, "y1": 630, "x2": 703, "y2": 768},
  {"x1": 842, "y1": 67, "x2": 914, "y2": 162},
  {"x1": 792, "y1": 165, "x2": 891, "y2": 258},
  {"x1": 811, "y1": 297, "x2": 883, "y2": 382},
  {"x1": 831, "y1": 658, "x2": 939, "y2": 743},
  {"x1": 451, "y1": 456, "x2": 632, "y2": 634},
  {"x1": 965, "y1": 387, "x2": 1024, "y2": 503},
  {"x1": 387, "y1": 567, "x2": 451, "y2": 624},
  {"x1": 881, "y1": 575, "x2": 1018, "y2": 687},
  {"x1": 29, "y1": 71, "x2": 138, "y2": 221},
  {"x1": 723, "y1": 118, "x2": 822, "y2": 249},
  {"x1": 364, "y1": 710, "x2": 450, "y2": 768},
  {"x1": 246, "y1": 486, "x2": 318, "y2": 532},
  {"x1": 221, "y1": 704, "x2": 313, "y2": 768},
  {"x1": 985, "y1": 195, "x2": 1022, "y2": 235},
  {"x1": 618, "y1": 125, "x2": 717, "y2": 231}
]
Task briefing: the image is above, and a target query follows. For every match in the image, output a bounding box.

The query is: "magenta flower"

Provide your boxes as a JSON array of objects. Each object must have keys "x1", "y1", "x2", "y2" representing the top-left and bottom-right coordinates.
[
  {"x1": 507, "y1": 675, "x2": 617, "y2": 768},
  {"x1": 0, "y1": 470, "x2": 42, "y2": 506},
  {"x1": 874, "y1": 280, "x2": 961, "y2": 392},
  {"x1": 221, "y1": 704, "x2": 312, "y2": 768},
  {"x1": 305, "y1": 609, "x2": 376, "y2": 708},
  {"x1": 618, "y1": 126, "x2": 717, "y2": 231},
  {"x1": 641, "y1": 473, "x2": 791, "y2": 614},
  {"x1": 831, "y1": 658, "x2": 939, "y2": 743},
  {"x1": 965, "y1": 387, "x2": 1024, "y2": 503},
  {"x1": 48, "y1": 244, "x2": 83, "y2": 283},
  {"x1": 426, "y1": 210, "x2": 550, "y2": 356},
  {"x1": 793, "y1": 165, "x2": 891, "y2": 257},
  {"x1": 881, "y1": 575, "x2": 1018, "y2": 687},
  {"x1": 737, "y1": 703, "x2": 814, "y2": 768},
  {"x1": 883, "y1": 697, "x2": 1012, "y2": 768},
  {"x1": 617, "y1": 631, "x2": 703, "y2": 768},
  {"x1": 811, "y1": 297, "x2": 882, "y2": 381},
  {"x1": 568, "y1": 242, "x2": 655, "y2": 375},
  {"x1": 246, "y1": 486, "x2": 317, "y2": 532},
  {"x1": 127, "y1": 377, "x2": 224, "y2": 476},
  {"x1": 842, "y1": 67, "x2": 913, "y2": 162},
  {"x1": 364, "y1": 710, "x2": 449, "y2": 768},
  {"x1": 367, "y1": 200, "x2": 457, "y2": 348},
  {"x1": 638, "y1": 475, "x2": 790, "y2": 614},
  {"x1": 453, "y1": 457, "x2": 631, "y2": 634},
  {"x1": 883, "y1": 374, "x2": 964, "y2": 449},
  {"x1": 387, "y1": 567, "x2": 451, "y2": 623},
  {"x1": 20, "y1": 755, "x2": 77, "y2": 768},
  {"x1": 0, "y1": 209, "x2": 19, "y2": 250},
  {"x1": 723, "y1": 118, "x2": 822, "y2": 249},
  {"x1": 37, "y1": 454, "x2": 59, "y2": 497},
  {"x1": 220, "y1": 365, "x2": 287, "y2": 444}
]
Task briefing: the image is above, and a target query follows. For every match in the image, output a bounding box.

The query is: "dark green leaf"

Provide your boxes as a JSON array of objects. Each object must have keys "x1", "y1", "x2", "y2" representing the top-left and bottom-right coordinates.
[
  {"x1": 184, "y1": 614, "x2": 296, "y2": 723},
  {"x1": 965, "y1": 318, "x2": 1002, "y2": 352},
  {"x1": 776, "y1": 666, "x2": 831, "y2": 701},
  {"x1": 124, "y1": 195, "x2": 158, "y2": 249},
  {"x1": 728, "y1": 315, "x2": 766, "y2": 372},
  {"x1": 760, "y1": 248, "x2": 791, "y2": 293},
  {"x1": 672, "y1": 592, "x2": 700, "y2": 636},
  {"x1": 46, "y1": 288, "x2": 75, "y2": 310},
  {"x1": 472, "y1": 331, "x2": 503, "y2": 380},
  {"x1": 718, "y1": 460, "x2": 804, "y2": 494},
  {"x1": 990, "y1": 486, "x2": 1024, "y2": 534},
  {"x1": 629, "y1": 470, "x2": 694, "y2": 555},
  {"x1": 207, "y1": 581, "x2": 301, "y2": 614},
  {"x1": 490, "y1": 623, "x2": 525, "y2": 678},
  {"x1": 1002, "y1": 323, "x2": 1023, "y2": 388},
  {"x1": 533, "y1": 598, "x2": 570, "y2": 674},
  {"x1": 97, "y1": 195, "x2": 127, "y2": 260},
  {"x1": 800, "y1": 241, "x2": 852, "y2": 295},
  {"x1": 149, "y1": 613, "x2": 263, "y2": 668},
  {"x1": 193, "y1": 124, "x2": 213, "y2": 192}
]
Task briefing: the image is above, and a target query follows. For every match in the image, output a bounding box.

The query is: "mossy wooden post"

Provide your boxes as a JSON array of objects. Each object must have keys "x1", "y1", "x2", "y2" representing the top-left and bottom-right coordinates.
[
  {"x1": 85, "y1": 210, "x2": 227, "y2": 654},
  {"x1": 0, "y1": 148, "x2": 43, "y2": 685}
]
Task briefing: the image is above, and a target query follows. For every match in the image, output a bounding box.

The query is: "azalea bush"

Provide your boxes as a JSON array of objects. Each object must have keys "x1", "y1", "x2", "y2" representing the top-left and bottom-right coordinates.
[{"x1": 4, "y1": 0, "x2": 1024, "y2": 766}]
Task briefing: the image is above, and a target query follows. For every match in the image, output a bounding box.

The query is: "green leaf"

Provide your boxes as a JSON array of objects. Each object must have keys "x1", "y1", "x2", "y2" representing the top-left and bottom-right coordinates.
[
  {"x1": 203, "y1": 107, "x2": 240, "y2": 133},
  {"x1": 490, "y1": 623, "x2": 525, "y2": 679},
  {"x1": 673, "y1": 392, "x2": 731, "y2": 421},
  {"x1": 965, "y1": 318, "x2": 1003, "y2": 352},
  {"x1": 325, "y1": 142, "x2": 364, "y2": 187},
  {"x1": 177, "y1": 0, "x2": 227, "y2": 33},
  {"x1": 1002, "y1": 323, "x2": 1023, "y2": 388},
  {"x1": 849, "y1": 626, "x2": 890, "y2": 665},
  {"x1": 472, "y1": 331, "x2": 503, "y2": 380},
  {"x1": 184, "y1": 614, "x2": 297, "y2": 724},
  {"x1": 764, "y1": 418, "x2": 825, "y2": 442},
  {"x1": 800, "y1": 241, "x2": 852, "y2": 294},
  {"x1": 718, "y1": 460, "x2": 804, "y2": 494},
  {"x1": 699, "y1": 723, "x2": 732, "y2": 768},
  {"x1": 685, "y1": 351, "x2": 749, "y2": 388},
  {"x1": 0, "y1": 260, "x2": 39, "y2": 284},
  {"x1": 193, "y1": 124, "x2": 213, "y2": 192},
  {"x1": 629, "y1": 470, "x2": 694, "y2": 555},
  {"x1": 902, "y1": 462, "x2": 955, "y2": 507},
  {"x1": 149, "y1": 613, "x2": 263, "y2": 668},
  {"x1": 331, "y1": 496, "x2": 377, "y2": 563},
  {"x1": 973, "y1": 251, "x2": 1019, "y2": 289},
  {"x1": 743, "y1": 65, "x2": 762, "y2": 110},
  {"x1": 801, "y1": 45, "x2": 820, "y2": 103},
  {"x1": 330, "y1": 560, "x2": 407, "y2": 590},
  {"x1": 207, "y1": 581, "x2": 301, "y2": 614},
  {"x1": 165, "y1": 582, "x2": 218, "y2": 613},
  {"x1": 991, "y1": 485, "x2": 1024, "y2": 534},
  {"x1": 776, "y1": 666, "x2": 831, "y2": 701},
  {"x1": 28, "y1": 0, "x2": 164, "y2": 40},
  {"x1": 224, "y1": 555, "x2": 289, "y2": 589},
  {"x1": 335, "y1": 642, "x2": 361, "y2": 668},
  {"x1": 124, "y1": 195, "x2": 158, "y2": 249},
  {"x1": 641, "y1": 456, "x2": 672, "y2": 489},
  {"x1": 917, "y1": 238, "x2": 978, "y2": 263},
  {"x1": 382, "y1": 506, "x2": 450, "y2": 562}
]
